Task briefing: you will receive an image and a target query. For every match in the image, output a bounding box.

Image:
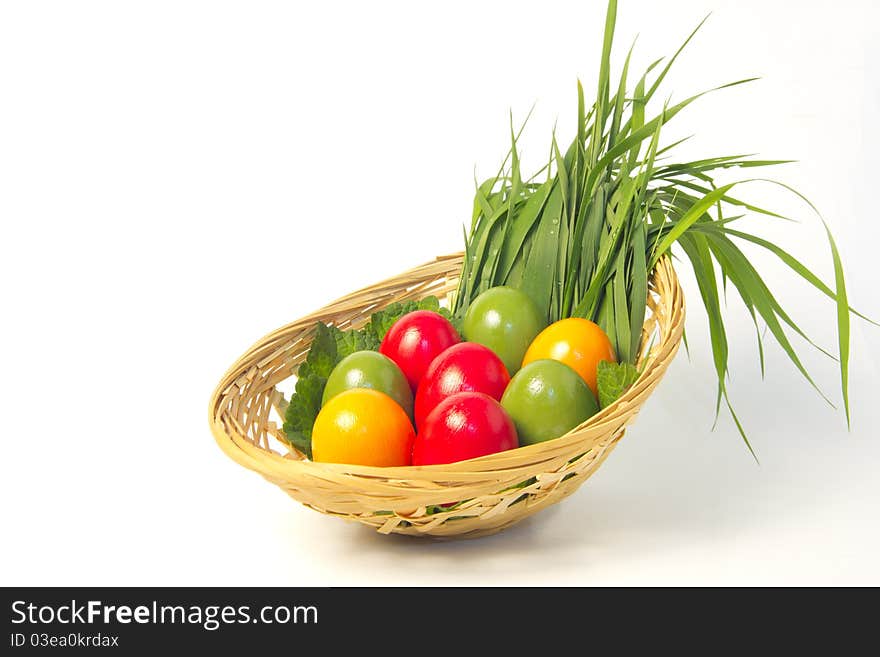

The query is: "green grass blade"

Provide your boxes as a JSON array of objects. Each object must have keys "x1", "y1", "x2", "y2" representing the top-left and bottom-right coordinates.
[
  {"x1": 521, "y1": 184, "x2": 564, "y2": 322},
  {"x1": 692, "y1": 225, "x2": 876, "y2": 326},
  {"x1": 584, "y1": 79, "x2": 757, "y2": 201},
  {"x1": 488, "y1": 113, "x2": 524, "y2": 285},
  {"x1": 825, "y1": 223, "x2": 851, "y2": 427},
  {"x1": 577, "y1": 184, "x2": 607, "y2": 305},
  {"x1": 461, "y1": 194, "x2": 511, "y2": 305},
  {"x1": 618, "y1": 56, "x2": 664, "y2": 141},
  {"x1": 645, "y1": 13, "x2": 711, "y2": 101},
  {"x1": 629, "y1": 221, "x2": 648, "y2": 360},
  {"x1": 504, "y1": 231, "x2": 534, "y2": 289},
  {"x1": 678, "y1": 233, "x2": 728, "y2": 420},
  {"x1": 660, "y1": 178, "x2": 792, "y2": 221},
  {"x1": 575, "y1": 78, "x2": 586, "y2": 207},
  {"x1": 706, "y1": 233, "x2": 835, "y2": 406},
  {"x1": 649, "y1": 183, "x2": 738, "y2": 269},
  {"x1": 553, "y1": 132, "x2": 570, "y2": 220},
  {"x1": 653, "y1": 134, "x2": 693, "y2": 158},
  {"x1": 553, "y1": 136, "x2": 572, "y2": 320},
  {"x1": 574, "y1": 176, "x2": 637, "y2": 318},
  {"x1": 589, "y1": 0, "x2": 617, "y2": 167},
  {"x1": 612, "y1": 249, "x2": 631, "y2": 362},
  {"x1": 496, "y1": 181, "x2": 553, "y2": 285},
  {"x1": 655, "y1": 157, "x2": 795, "y2": 177},
  {"x1": 724, "y1": 391, "x2": 758, "y2": 463},
  {"x1": 741, "y1": 179, "x2": 856, "y2": 426},
  {"x1": 608, "y1": 41, "x2": 634, "y2": 152},
  {"x1": 472, "y1": 177, "x2": 497, "y2": 228}
]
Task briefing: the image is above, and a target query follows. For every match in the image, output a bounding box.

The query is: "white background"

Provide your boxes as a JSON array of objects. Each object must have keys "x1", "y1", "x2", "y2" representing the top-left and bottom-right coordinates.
[{"x1": 2, "y1": 0, "x2": 878, "y2": 586}]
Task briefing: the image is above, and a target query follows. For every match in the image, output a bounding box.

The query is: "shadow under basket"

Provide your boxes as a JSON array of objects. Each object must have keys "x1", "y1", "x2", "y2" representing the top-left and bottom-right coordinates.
[{"x1": 209, "y1": 253, "x2": 685, "y2": 539}]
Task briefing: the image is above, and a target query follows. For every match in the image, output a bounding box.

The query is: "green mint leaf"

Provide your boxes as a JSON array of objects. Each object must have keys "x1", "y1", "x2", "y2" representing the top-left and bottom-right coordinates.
[
  {"x1": 335, "y1": 328, "x2": 372, "y2": 360},
  {"x1": 445, "y1": 311, "x2": 463, "y2": 336},
  {"x1": 368, "y1": 296, "x2": 448, "y2": 345},
  {"x1": 369, "y1": 301, "x2": 408, "y2": 344},
  {"x1": 282, "y1": 427, "x2": 311, "y2": 459},
  {"x1": 281, "y1": 322, "x2": 342, "y2": 458},
  {"x1": 306, "y1": 322, "x2": 340, "y2": 378},
  {"x1": 435, "y1": 303, "x2": 464, "y2": 334},
  {"x1": 418, "y1": 296, "x2": 441, "y2": 313},
  {"x1": 597, "y1": 360, "x2": 641, "y2": 408},
  {"x1": 282, "y1": 368, "x2": 327, "y2": 459}
]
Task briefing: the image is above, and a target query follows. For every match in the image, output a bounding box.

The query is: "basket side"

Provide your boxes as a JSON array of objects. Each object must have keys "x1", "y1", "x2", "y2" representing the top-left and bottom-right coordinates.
[{"x1": 209, "y1": 254, "x2": 684, "y2": 537}]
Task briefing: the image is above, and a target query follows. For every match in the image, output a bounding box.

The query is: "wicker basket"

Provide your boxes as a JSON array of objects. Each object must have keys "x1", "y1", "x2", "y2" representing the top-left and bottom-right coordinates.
[{"x1": 209, "y1": 253, "x2": 685, "y2": 538}]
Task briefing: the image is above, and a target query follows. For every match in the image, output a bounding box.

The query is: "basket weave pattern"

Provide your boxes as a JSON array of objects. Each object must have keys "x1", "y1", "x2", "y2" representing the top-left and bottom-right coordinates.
[{"x1": 209, "y1": 254, "x2": 684, "y2": 538}]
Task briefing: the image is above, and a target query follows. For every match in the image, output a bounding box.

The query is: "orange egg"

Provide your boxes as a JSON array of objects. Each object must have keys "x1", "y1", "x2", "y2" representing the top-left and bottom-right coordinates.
[
  {"x1": 311, "y1": 388, "x2": 415, "y2": 467},
  {"x1": 521, "y1": 318, "x2": 616, "y2": 397}
]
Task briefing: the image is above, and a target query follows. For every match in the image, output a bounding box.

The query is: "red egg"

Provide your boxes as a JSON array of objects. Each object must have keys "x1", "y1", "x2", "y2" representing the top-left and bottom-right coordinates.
[
  {"x1": 379, "y1": 310, "x2": 460, "y2": 392},
  {"x1": 412, "y1": 392, "x2": 519, "y2": 466},
  {"x1": 413, "y1": 341, "x2": 510, "y2": 430}
]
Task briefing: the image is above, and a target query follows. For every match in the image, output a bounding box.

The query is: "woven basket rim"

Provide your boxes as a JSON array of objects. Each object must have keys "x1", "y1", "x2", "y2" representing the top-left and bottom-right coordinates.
[{"x1": 209, "y1": 253, "x2": 684, "y2": 484}]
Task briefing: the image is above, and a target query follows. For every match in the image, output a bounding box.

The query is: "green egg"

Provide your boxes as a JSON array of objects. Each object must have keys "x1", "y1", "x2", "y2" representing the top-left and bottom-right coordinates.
[
  {"x1": 501, "y1": 359, "x2": 599, "y2": 446},
  {"x1": 322, "y1": 351, "x2": 413, "y2": 418},
  {"x1": 462, "y1": 286, "x2": 546, "y2": 376}
]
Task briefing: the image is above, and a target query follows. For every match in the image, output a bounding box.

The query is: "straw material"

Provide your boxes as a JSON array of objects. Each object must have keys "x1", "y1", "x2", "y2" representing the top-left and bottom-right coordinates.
[{"x1": 209, "y1": 253, "x2": 684, "y2": 538}]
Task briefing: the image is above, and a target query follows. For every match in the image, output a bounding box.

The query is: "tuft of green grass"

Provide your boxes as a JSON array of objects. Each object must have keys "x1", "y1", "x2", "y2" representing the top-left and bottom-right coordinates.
[{"x1": 453, "y1": 0, "x2": 871, "y2": 452}]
